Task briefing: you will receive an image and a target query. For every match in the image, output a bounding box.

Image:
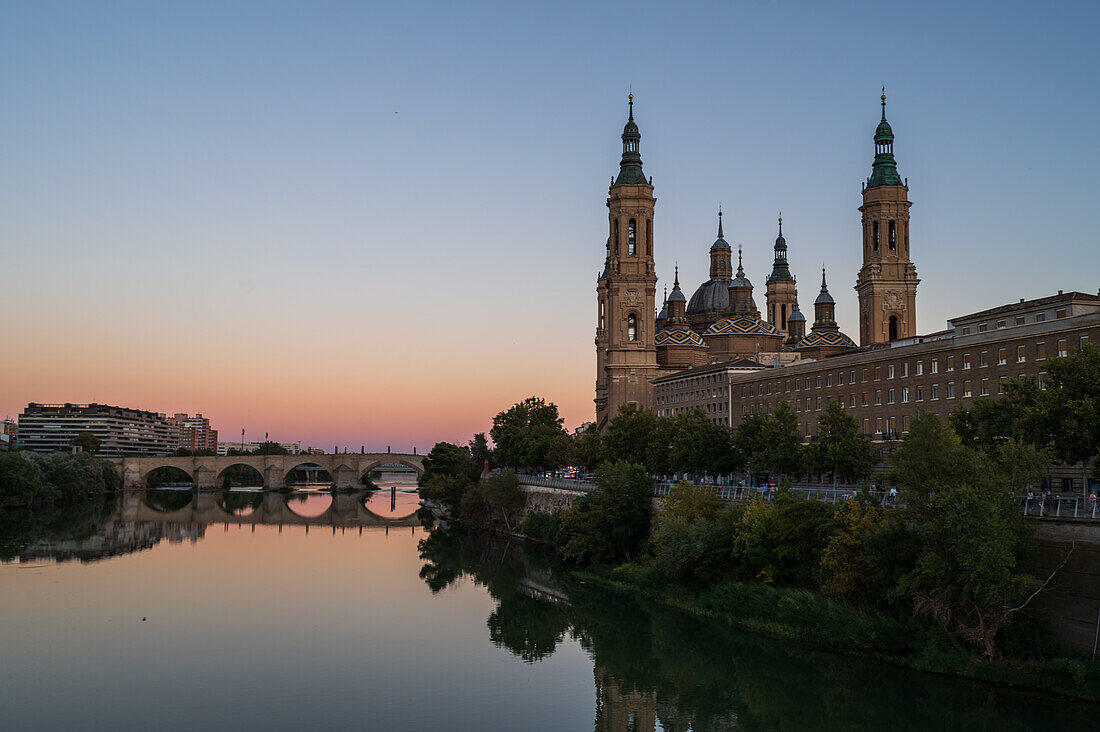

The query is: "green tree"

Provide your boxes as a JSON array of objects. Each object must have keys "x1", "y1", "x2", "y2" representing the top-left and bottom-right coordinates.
[
  {"x1": 558, "y1": 461, "x2": 652, "y2": 565},
  {"x1": 1043, "y1": 342, "x2": 1100, "y2": 475},
  {"x1": 573, "y1": 428, "x2": 603, "y2": 471},
  {"x1": 732, "y1": 412, "x2": 768, "y2": 483},
  {"x1": 805, "y1": 400, "x2": 876, "y2": 486},
  {"x1": 468, "y1": 432, "x2": 494, "y2": 471},
  {"x1": 602, "y1": 404, "x2": 670, "y2": 475},
  {"x1": 418, "y1": 441, "x2": 479, "y2": 514},
  {"x1": 490, "y1": 397, "x2": 573, "y2": 471},
  {"x1": 256, "y1": 441, "x2": 288, "y2": 455},
  {"x1": 668, "y1": 409, "x2": 739, "y2": 478},
  {"x1": 656, "y1": 480, "x2": 722, "y2": 524},
  {"x1": 759, "y1": 402, "x2": 803, "y2": 479},
  {"x1": 890, "y1": 412, "x2": 1039, "y2": 656},
  {"x1": 460, "y1": 470, "x2": 525, "y2": 532},
  {"x1": 72, "y1": 431, "x2": 101, "y2": 455},
  {"x1": 732, "y1": 488, "x2": 838, "y2": 586}
]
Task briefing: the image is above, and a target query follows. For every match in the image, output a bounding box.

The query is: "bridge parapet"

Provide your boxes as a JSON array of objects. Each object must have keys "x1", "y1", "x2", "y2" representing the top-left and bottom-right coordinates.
[{"x1": 110, "y1": 453, "x2": 425, "y2": 489}]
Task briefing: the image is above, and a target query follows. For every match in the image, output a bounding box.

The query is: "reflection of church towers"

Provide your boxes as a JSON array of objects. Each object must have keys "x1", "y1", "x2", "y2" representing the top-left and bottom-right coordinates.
[
  {"x1": 765, "y1": 217, "x2": 798, "y2": 338},
  {"x1": 856, "y1": 90, "x2": 919, "y2": 345},
  {"x1": 595, "y1": 666, "x2": 657, "y2": 732},
  {"x1": 595, "y1": 95, "x2": 659, "y2": 429}
]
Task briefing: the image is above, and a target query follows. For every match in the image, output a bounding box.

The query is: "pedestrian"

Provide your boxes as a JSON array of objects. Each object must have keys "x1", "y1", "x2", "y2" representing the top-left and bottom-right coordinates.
[{"x1": 888, "y1": 486, "x2": 898, "y2": 503}]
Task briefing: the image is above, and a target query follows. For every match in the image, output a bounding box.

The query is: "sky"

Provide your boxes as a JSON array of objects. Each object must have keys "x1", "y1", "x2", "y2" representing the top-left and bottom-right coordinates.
[{"x1": 2, "y1": 1, "x2": 1098, "y2": 450}]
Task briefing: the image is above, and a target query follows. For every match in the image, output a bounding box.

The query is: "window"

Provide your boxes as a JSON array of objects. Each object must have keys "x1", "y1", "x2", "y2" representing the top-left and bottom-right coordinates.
[
  {"x1": 849, "y1": 394, "x2": 856, "y2": 408},
  {"x1": 1038, "y1": 371, "x2": 1046, "y2": 390},
  {"x1": 931, "y1": 384, "x2": 939, "y2": 400},
  {"x1": 947, "y1": 383, "x2": 956, "y2": 399},
  {"x1": 980, "y1": 379, "x2": 990, "y2": 396},
  {"x1": 1056, "y1": 309, "x2": 1067, "y2": 319},
  {"x1": 916, "y1": 387, "x2": 924, "y2": 401},
  {"x1": 931, "y1": 359, "x2": 939, "y2": 374},
  {"x1": 961, "y1": 326, "x2": 970, "y2": 335},
  {"x1": 888, "y1": 220, "x2": 896, "y2": 250},
  {"x1": 599, "y1": 300, "x2": 605, "y2": 329},
  {"x1": 946, "y1": 355, "x2": 955, "y2": 372},
  {"x1": 979, "y1": 323, "x2": 988, "y2": 333},
  {"x1": 862, "y1": 368, "x2": 869, "y2": 382},
  {"x1": 916, "y1": 361, "x2": 923, "y2": 376},
  {"x1": 963, "y1": 380, "x2": 972, "y2": 398},
  {"x1": 901, "y1": 362, "x2": 909, "y2": 377},
  {"x1": 996, "y1": 320, "x2": 1006, "y2": 329},
  {"x1": 979, "y1": 351, "x2": 988, "y2": 367},
  {"x1": 874, "y1": 366, "x2": 881, "y2": 380},
  {"x1": 816, "y1": 376, "x2": 822, "y2": 388},
  {"x1": 838, "y1": 372, "x2": 844, "y2": 385},
  {"x1": 851, "y1": 370, "x2": 856, "y2": 384},
  {"x1": 1083, "y1": 335, "x2": 1091, "y2": 347},
  {"x1": 627, "y1": 218, "x2": 636, "y2": 255},
  {"x1": 1016, "y1": 345, "x2": 1026, "y2": 363},
  {"x1": 962, "y1": 353, "x2": 971, "y2": 370},
  {"x1": 902, "y1": 386, "x2": 910, "y2": 403},
  {"x1": 887, "y1": 389, "x2": 895, "y2": 404},
  {"x1": 1058, "y1": 339, "x2": 1068, "y2": 357},
  {"x1": 627, "y1": 313, "x2": 637, "y2": 341},
  {"x1": 875, "y1": 390, "x2": 882, "y2": 406},
  {"x1": 827, "y1": 374, "x2": 833, "y2": 387},
  {"x1": 1035, "y1": 313, "x2": 1045, "y2": 322},
  {"x1": 1015, "y1": 316, "x2": 1025, "y2": 326},
  {"x1": 889, "y1": 315, "x2": 899, "y2": 341},
  {"x1": 998, "y1": 347, "x2": 1007, "y2": 365},
  {"x1": 816, "y1": 397, "x2": 822, "y2": 411},
  {"x1": 862, "y1": 418, "x2": 869, "y2": 434},
  {"x1": 873, "y1": 221, "x2": 879, "y2": 250},
  {"x1": 861, "y1": 392, "x2": 869, "y2": 406},
  {"x1": 887, "y1": 365, "x2": 895, "y2": 379}
]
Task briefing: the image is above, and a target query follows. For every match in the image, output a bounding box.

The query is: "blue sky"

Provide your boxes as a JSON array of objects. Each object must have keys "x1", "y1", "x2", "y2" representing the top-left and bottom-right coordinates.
[{"x1": 2, "y1": 1, "x2": 1097, "y2": 444}]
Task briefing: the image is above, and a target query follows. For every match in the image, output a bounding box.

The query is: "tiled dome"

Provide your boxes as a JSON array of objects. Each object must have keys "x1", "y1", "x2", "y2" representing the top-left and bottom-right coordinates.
[
  {"x1": 706, "y1": 317, "x2": 781, "y2": 337},
  {"x1": 796, "y1": 330, "x2": 857, "y2": 349},
  {"x1": 656, "y1": 328, "x2": 707, "y2": 347}
]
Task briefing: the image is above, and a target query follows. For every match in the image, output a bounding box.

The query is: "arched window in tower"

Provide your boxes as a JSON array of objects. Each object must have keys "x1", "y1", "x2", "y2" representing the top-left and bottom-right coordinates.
[
  {"x1": 646, "y1": 219, "x2": 652, "y2": 256},
  {"x1": 781, "y1": 304, "x2": 787, "y2": 330},
  {"x1": 627, "y1": 313, "x2": 637, "y2": 341},
  {"x1": 888, "y1": 221, "x2": 896, "y2": 251},
  {"x1": 873, "y1": 221, "x2": 880, "y2": 251},
  {"x1": 904, "y1": 222, "x2": 910, "y2": 255},
  {"x1": 889, "y1": 315, "x2": 899, "y2": 341},
  {"x1": 613, "y1": 220, "x2": 620, "y2": 257},
  {"x1": 628, "y1": 219, "x2": 637, "y2": 255},
  {"x1": 599, "y1": 300, "x2": 605, "y2": 329}
]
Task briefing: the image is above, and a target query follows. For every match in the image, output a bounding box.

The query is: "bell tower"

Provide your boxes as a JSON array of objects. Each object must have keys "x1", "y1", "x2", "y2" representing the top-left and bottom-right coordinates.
[
  {"x1": 765, "y1": 216, "x2": 798, "y2": 338},
  {"x1": 595, "y1": 95, "x2": 658, "y2": 429},
  {"x1": 856, "y1": 90, "x2": 919, "y2": 344}
]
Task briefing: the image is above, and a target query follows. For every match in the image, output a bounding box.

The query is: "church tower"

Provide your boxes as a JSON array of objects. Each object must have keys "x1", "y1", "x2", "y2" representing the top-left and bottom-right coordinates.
[
  {"x1": 595, "y1": 95, "x2": 658, "y2": 429},
  {"x1": 856, "y1": 90, "x2": 919, "y2": 344},
  {"x1": 765, "y1": 217, "x2": 798, "y2": 338}
]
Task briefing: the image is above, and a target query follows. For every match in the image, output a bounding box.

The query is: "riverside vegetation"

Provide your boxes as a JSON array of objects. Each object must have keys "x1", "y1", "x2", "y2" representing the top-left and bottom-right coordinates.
[{"x1": 420, "y1": 344, "x2": 1100, "y2": 700}]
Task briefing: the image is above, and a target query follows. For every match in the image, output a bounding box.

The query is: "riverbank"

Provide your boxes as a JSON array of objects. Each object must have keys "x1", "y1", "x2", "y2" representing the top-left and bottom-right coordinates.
[{"x1": 576, "y1": 564, "x2": 1100, "y2": 703}]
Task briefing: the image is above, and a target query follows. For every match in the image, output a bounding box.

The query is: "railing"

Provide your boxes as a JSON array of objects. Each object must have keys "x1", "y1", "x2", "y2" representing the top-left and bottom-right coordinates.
[
  {"x1": 515, "y1": 474, "x2": 1100, "y2": 520},
  {"x1": 1021, "y1": 496, "x2": 1100, "y2": 520}
]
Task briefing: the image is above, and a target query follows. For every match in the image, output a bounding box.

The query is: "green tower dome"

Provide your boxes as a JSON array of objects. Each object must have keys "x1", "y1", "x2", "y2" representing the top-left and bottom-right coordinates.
[
  {"x1": 613, "y1": 94, "x2": 648, "y2": 186},
  {"x1": 867, "y1": 89, "x2": 903, "y2": 189}
]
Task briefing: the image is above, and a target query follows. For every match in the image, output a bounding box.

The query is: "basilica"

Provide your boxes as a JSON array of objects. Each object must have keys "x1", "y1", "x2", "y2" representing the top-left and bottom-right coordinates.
[{"x1": 594, "y1": 92, "x2": 920, "y2": 429}]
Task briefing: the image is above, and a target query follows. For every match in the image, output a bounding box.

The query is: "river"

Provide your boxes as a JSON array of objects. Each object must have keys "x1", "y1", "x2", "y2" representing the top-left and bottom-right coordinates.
[{"x1": 1, "y1": 489, "x2": 1096, "y2": 731}]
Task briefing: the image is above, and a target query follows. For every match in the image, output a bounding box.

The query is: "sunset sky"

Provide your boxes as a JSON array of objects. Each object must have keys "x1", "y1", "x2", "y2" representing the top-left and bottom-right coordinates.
[{"x1": 3, "y1": 1, "x2": 1098, "y2": 450}]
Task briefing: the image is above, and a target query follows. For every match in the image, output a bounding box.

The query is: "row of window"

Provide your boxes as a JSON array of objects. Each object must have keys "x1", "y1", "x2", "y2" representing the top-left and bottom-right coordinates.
[{"x1": 957, "y1": 308, "x2": 1067, "y2": 335}]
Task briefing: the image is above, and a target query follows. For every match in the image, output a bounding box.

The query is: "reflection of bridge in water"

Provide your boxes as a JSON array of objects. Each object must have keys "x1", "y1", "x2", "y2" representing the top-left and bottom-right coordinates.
[{"x1": 124, "y1": 490, "x2": 423, "y2": 529}]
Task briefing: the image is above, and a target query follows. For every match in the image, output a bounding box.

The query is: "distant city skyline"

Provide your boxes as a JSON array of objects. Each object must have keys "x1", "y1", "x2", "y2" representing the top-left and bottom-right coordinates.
[{"x1": 3, "y1": 1, "x2": 1098, "y2": 447}]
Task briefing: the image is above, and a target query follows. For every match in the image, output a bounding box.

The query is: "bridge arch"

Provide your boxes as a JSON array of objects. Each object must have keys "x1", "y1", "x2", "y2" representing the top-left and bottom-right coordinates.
[
  {"x1": 358, "y1": 459, "x2": 424, "y2": 485},
  {"x1": 215, "y1": 463, "x2": 264, "y2": 489},
  {"x1": 140, "y1": 464, "x2": 195, "y2": 489},
  {"x1": 143, "y1": 487, "x2": 194, "y2": 513},
  {"x1": 285, "y1": 461, "x2": 334, "y2": 487}
]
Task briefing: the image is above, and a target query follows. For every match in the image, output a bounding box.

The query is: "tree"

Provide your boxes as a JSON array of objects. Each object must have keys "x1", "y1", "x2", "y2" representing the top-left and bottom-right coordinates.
[
  {"x1": 667, "y1": 409, "x2": 739, "y2": 478},
  {"x1": 656, "y1": 480, "x2": 722, "y2": 524},
  {"x1": 1042, "y1": 342, "x2": 1100, "y2": 474},
  {"x1": 558, "y1": 461, "x2": 652, "y2": 565},
  {"x1": 72, "y1": 432, "x2": 100, "y2": 456},
  {"x1": 468, "y1": 432, "x2": 494, "y2": 471},
  {"x1": 758, "y1": 402, "x2": 803, "y2": 479},
  {"x1": 732, "y1": 488, "x2": 838, "y2": 586},
  {"x1": 732, "y1": 413, "x2": 768, "y2": 483},
  {"x1": 490, "y1": 397, "x2": 573, "y2": 471},
  {"x1": 460, "y1": 470, "x2": 525, "y2": 532},
  {"x1": 602, "y1": 404, "x2": 670, "y2": 475},
  {"x1": 573, "y1": 428, "x2": 603, "y2": 471},
  {"x1": 805, "y1": 401, "x2": 876, "y2": 486},
  {"x1": 256, "y1": 441, "x2": 288, "y2": 455},
  {"x1": 890, "y1": 412, "x2": 1039, "y2": 656},
  {"x1": 419, "y1": 441, "x2": 479, "y2": 514}
]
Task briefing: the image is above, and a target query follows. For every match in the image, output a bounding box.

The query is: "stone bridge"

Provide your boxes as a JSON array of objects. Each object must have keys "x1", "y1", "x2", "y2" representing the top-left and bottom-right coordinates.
[
  {"x1": 120, "y1": 490, "x2": 422, "y2": 528},
  {"x1": 109, "y1": 453, "x2": 424, "y2": 489}
]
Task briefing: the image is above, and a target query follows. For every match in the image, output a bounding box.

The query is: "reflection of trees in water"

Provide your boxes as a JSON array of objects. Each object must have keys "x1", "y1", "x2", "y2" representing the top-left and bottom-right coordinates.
[
  {"x1": 0, "y1": 494, "x2": 119, "y2": 561},
  {"x1": 417, "y1": 526, "x2": 1095, "y2": 731},
  {"x1": 144, "y1": 488, "x2": 193, "y2": 513}
]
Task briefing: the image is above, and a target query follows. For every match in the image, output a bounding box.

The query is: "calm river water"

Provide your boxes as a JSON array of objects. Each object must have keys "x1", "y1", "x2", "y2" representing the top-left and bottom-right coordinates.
[{"x1": 1, "y1": 489, "x2": 1096, "y2": 731}]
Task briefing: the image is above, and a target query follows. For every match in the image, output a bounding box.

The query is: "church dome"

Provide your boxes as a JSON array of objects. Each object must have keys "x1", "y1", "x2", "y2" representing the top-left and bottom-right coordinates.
[
  {"x1": 656, "y1": 328, "x2": 707, "y2": 347},
  {"x1": 706, "y1": 316, "x2": 781, "y2": 337},
  {"x1": 814, "y1": 289, "x2": 835, "y2": 306},
  {"x1": 667, "y1": 288, "x2": 687, "y2": 303},
  {"x1": 787, "y1": 307, "x2": 806, "y2": 323},
  {"x1": 687, "y1": 279, "x2": 733, "y2": 314},
  {"x1": 796, "y1": 330, "x2": 856, "y2": 349}
]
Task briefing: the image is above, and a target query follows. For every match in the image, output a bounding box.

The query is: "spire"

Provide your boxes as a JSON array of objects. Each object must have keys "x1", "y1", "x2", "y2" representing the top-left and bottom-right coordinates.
[
  {"x1": 768, "y1": 215, "x2": 794, "y2": 282},
  {"x1": 717, "y1": 207, "x2": 724, "y2": 239},
  {"x1": 821, "y1": 266, "x2": 828, "y2": 292},
  {"x1": 614, "y1": 93, "x2": 647, "y2": 185},
  {"x1": 867, "y1": 88, "x2": 902, "y2": 188},
  {"x1": 673, "y1": 265, "x2": 680, "y2": 290},
  {"x1": 736, "y1": 245, "x2": 744, "y2": 278}
]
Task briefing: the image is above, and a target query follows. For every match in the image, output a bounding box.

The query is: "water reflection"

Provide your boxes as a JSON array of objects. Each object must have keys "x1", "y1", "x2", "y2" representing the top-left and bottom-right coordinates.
[{"x1": 418, "y1": 526, "x2": 1099, "y2": 731}]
